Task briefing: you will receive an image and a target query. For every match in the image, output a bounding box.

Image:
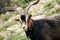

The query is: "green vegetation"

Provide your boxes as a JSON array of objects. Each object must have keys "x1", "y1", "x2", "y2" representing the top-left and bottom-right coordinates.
[
  {"x1": 28, "y1": 0, "x2": 60, "y2": 17},
  {"x1": 55, "y1": 0, "x2": 60, "y2": 4},
  {"x1": 2, "y1": 11, "x2": 18, "y2": 21},
  {"x1": 0, "y1": 0, "x2": 32, "y2": 13},
  {"x1": 0, "y1": 21, "x2": 18, "y2": 32},
  {"x1": 7, "y1": 31, "x2": 28, "y2": 40},
  {"x1": 55, "y1": 8, "x2": 60, "y2": 13},
  {"x1": 16, "y1": 0, "x2": 32, "y2": 8},
  {"x1": 0, "y1": 0, "x2": 11, "y2": 13},
  {"x1": 44, "y1": 3, "x2": 55, "y2": 11},
  {"x1": 0, "y1": 35, "x2": 4, "y2": 40}
]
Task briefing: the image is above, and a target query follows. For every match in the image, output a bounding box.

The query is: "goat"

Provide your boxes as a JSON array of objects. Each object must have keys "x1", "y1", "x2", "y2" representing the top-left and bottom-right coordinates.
[{"x1": 16, "y1": 0, "x2": 60, "y2": 40}]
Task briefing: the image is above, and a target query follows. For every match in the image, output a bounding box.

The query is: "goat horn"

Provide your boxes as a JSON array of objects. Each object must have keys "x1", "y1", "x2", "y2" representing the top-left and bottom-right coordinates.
[{"x1": 23, "y1": 0, "x2": 40, "y2": 15}]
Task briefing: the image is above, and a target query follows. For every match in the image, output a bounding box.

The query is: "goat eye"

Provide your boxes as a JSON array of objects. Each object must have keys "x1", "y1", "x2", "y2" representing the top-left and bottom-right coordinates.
[{"x1": 21, "y1": 15, "x2": 26, "y2": 21}]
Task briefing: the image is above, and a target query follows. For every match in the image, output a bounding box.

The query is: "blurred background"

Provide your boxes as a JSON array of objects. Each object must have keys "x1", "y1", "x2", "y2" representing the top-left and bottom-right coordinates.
[{"x1": 0, "y1": 0, "x2": 60, "y2": 40}]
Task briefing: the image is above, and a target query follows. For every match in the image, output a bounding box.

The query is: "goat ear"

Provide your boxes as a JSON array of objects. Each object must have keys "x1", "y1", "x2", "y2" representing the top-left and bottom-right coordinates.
[{"x1": 29, "y1": 14, "x2": 32, "y2": 19}]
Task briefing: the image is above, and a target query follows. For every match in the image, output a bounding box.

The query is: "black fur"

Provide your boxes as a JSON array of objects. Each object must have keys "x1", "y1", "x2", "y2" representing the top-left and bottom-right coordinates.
[{"x1": 25, "y1": 18, "x2": 60, "y2": 40}]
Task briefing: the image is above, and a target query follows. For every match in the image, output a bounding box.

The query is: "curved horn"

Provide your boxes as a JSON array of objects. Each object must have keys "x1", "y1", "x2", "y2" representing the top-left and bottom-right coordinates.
[{"x1": 23, "y1": 0, "x2": 40, "y2": 15}]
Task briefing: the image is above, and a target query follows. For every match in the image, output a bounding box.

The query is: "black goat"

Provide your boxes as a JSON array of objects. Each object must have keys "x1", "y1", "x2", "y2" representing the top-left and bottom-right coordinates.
[
  {"x1": 25, "y1": 16, "x2": 60, "y2": 40},
  {"x1": 16, "y1": 0, "x2": 60, "y2": 40},
  {"x1": 20, "y1": 13, "x2": 60, "y2": 40}
]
